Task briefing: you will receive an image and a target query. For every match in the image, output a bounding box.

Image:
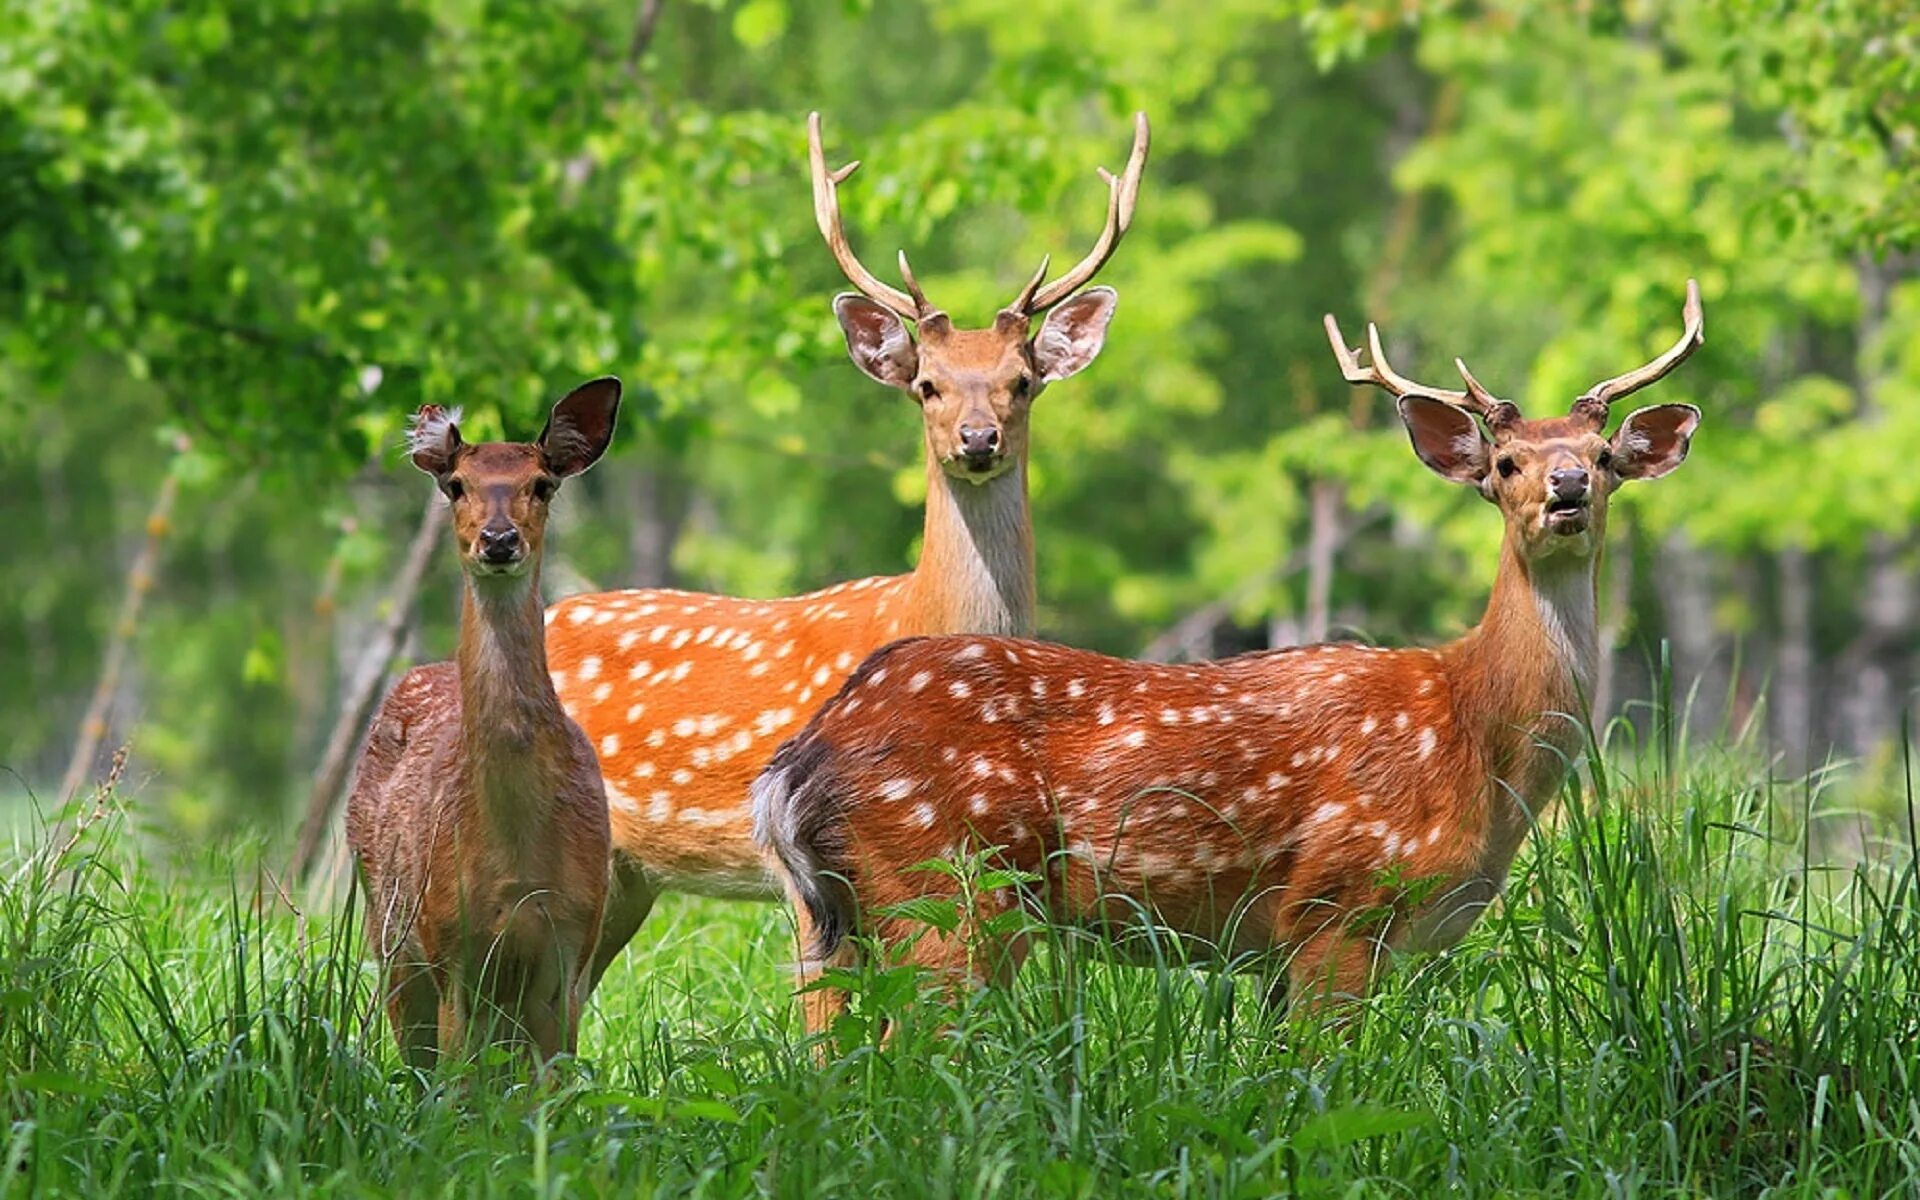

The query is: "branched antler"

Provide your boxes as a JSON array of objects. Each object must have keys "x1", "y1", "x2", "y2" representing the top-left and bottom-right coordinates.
[
  {"x1": 1012, "y1": 112, "x2": 1152, "y2": 316},
  {"x1": 1570, "y1": 279, "x2": 1704, "y2": 425}
]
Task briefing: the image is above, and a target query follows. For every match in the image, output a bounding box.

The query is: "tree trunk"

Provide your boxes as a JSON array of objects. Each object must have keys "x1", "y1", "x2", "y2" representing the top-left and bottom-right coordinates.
[
  {"x1": 1301, "y1": 479, "x2": 1343, "y2": 645},
  {"x1": 287, "y1": 493, "x2": 445, "y2": 880},
  {"x1": 1835, "y1": 252, "x2": 1916, "y2": 764},
  {"x1": 1653, "y1": 531, "x2": 1724, "y2": 742},
  {"x1": 1774, "y1": 545, "x2": 1815, "y2": 773},
  {"x1": 57, "y1": 435, "x2": 190, "y2": 807},
  {"x1": 625, "y1": 462, "x2": 685, "y2": 589}
]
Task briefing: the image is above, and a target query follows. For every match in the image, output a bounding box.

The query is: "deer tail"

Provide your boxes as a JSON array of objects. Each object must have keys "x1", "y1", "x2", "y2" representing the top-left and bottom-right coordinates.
[{"x1": 751, "y1": 732, "x2": 854, "y2": 963}]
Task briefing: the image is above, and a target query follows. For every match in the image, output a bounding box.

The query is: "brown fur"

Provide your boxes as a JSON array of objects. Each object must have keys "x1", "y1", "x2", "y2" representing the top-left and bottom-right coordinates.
[
  {"x1": 346, "y1": 382, "x2": 619, "y2": 1070},
  {"x1": 756, "y1": 388, "x2": 1702, "y2": 1027}
]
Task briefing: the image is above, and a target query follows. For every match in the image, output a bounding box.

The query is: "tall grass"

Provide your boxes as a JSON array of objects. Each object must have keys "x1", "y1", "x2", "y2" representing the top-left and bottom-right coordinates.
[{"x1": 3, "y1": 720, "x2": 1917, "y2": 1197}]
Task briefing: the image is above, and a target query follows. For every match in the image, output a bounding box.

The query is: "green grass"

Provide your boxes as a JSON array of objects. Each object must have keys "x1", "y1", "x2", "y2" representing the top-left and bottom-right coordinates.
[{"x1": 4, "y1": 732, "x2": 1918, "y2": 1198}]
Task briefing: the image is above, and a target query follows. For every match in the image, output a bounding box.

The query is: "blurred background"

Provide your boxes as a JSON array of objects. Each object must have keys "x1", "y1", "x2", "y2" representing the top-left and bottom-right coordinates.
[{"x1": 2, "y1": 0, "x2": 1915, "y2": 843}]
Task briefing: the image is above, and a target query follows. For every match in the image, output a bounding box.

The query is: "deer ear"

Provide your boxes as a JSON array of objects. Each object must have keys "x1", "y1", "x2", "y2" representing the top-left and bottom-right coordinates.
[
  {"x1": 1031, "y1": 287, "x2": 1116, "y2": 384},
  {"x1": 539, "y1": 376, "x2": 621, "y2": 477},
  {"x1": 1611, "y1": 403, "x2": 1699, "y2": 481},
  {"x1": 834, "y1": 295, "x2": 918, "y2": 390},
  {"x1": 1398, "y1": 396, "x2": 1489, "y2": 486},
  {"x1": 407, "y1": 405, "x2": 464, "y2": 478}
]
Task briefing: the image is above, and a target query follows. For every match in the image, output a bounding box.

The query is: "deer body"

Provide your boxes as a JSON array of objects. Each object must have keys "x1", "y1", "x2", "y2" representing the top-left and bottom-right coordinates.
[
  {"x1": 756, "y1": 283, "x2": 1706, "y2": 1020},
  {"x1": 546, "y1": 454, "x2": 1033, "y2": 901},
  {"x1": 546, "y1": 113, "x2": 1146, "y2": 983},
  {"x1": 347, "y1": 382, "x2": 621, "y2": 1068}
]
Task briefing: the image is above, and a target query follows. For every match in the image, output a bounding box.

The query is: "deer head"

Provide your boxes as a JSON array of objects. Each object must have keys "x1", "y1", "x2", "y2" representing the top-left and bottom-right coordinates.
[
  {"x1": 810, "y1": 112, "x2": 1148, "y2": 483},
  {"x1": 408, "y1": 377, "x2": 622, "y2": 579},
  {"x1": 1325, "y1": 281, "x2": 1705, "y2": 562}
]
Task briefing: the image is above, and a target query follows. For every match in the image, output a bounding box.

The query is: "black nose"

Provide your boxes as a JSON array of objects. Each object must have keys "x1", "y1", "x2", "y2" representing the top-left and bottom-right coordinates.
[
  {"x1": 1549, "y1": 468, "x2": 1590, "y2": 501},
  {"x1": 479, "y1": 525, "x2": 522, "y2": 561},
  {"x1": 958, "y1": 425, "x2": 1000, "y2": 458}
]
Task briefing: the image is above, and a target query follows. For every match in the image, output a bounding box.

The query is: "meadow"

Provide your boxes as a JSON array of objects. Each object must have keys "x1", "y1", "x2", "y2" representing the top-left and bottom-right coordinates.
[{"x1": 6, "y1": 717, "x2": 1917, "y2": 1198}]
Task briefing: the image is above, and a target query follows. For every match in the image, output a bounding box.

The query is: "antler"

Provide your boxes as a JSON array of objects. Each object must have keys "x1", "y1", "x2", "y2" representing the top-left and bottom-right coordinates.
[
  {"x1": 1322, "y1": 314, "x2": 1518, "y2": 425},
  {"x1": 1571, "y1": 279, "x2": 1705, "y2": 423},
  {"x1": 808, "y1": 112, "x2": 936, "y2": 323},
  {"x1": 1011, "y1": 112, "x2": 1152, "y2": 316}
]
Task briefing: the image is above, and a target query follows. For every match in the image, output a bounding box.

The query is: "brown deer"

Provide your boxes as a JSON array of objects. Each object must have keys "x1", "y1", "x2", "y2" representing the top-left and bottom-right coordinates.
[
  {"x1": 544, "y1": 112, "x2": 1149, "y2": 985},
  {"x1": 754, "y1": 282, "x2": 1705, "y2": 1025},
  {"x1": 347, "y1": 380, "x2": 621, "y2": 1069}
]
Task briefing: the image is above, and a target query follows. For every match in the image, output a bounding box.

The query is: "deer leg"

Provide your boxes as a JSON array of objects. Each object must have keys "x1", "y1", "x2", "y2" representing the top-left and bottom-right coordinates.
[
  {"x1": 1283, "y1": 929, "x2": 1385, "y2": 1022},
  {"x1": 386, "y1": 961, "x2": 441, "y2": 1072},
  {"x1": 587, "y1": 857, "x2": 656, "y2": 992},
  {"x1": 434, "y1": 964, "x2": 468, "y2": 1063},
  {"x1": 788, "y1": 892, "x2": 854, "y2": 1039}
]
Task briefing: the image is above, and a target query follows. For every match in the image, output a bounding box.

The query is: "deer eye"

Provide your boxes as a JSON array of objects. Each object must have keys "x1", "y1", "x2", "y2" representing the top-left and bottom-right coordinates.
[
  {"x1": 1012, "y1": 374, "x2": 1031, "y2": 398},
  {"x1": 917, "y1": 380, "x2": 939, "y2": 402},
  {"x1": 1495, "y1": 457, "x2": 1518, "y2": 479},
  {"x1": 532, "y1": 477, "x2": 556, "y2": 502},
  {"x1": 444, "y1": 478, "x2": 465, "y2": 501},
  {"x1": 1596, "y1": 449, "x2": 1614, "y2": 471}
]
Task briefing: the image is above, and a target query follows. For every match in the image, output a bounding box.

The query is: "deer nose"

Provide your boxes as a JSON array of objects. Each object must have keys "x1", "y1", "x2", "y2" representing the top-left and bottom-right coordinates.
[
  {"x1": 478, "y1": 525, "x2": 522, "y2": 562},
  {"x1": 1549, "y1": 468, "x2": 1590, "y2": 501},
  {"x1": 958, "y1": 425, "x2": 1000, "y2": 458}
]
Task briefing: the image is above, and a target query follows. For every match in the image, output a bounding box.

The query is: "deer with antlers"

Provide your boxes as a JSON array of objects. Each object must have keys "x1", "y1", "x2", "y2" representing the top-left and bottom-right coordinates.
[
  {"x1": 347, "y1": 381, "x2": 620, "y2": 1069},
  {"x1": 545, "y1": 113, "x2": 1150, "y2": 984},
  {"x1": 754, "y1": 282, "x2": 1706, "y2": 1023}
]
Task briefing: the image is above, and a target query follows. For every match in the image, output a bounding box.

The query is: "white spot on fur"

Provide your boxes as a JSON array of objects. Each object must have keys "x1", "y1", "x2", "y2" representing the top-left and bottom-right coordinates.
[
  {"x1": 1360, "y1": 715, "x2": 1378, "y2": 735},
  {"x1": 909, "y1": 671, "x2": 932, "y2": 693},
  {"x1": 912, "y1": 802, "x2": 937, "y2": 829},
  {"x1": 949, "y1": 680, "x2": 972, "y2": 699},
  {"x1": 671, "y1": 768, "x2": 693, "y2": 785},
  {"x1": 880, "y1": 778, "x2": 917, "y2": 801},
  {"x1": 1418, "y1": 727, "x2": 1437, "y2": 759},
  {"x1": 1123, "y1": 729, "x2": 1147, "y2": 748},
  {"x1": 1067, "y1": 678, "x2": 1086, "y2": 698},
  {"x1": 958, "y1": 643, "x2": 987, "y2": 660},
  {"x1": 600, "y1": 734, "x2": 620, "y2": 757},
  {"x1": 567, "y1": 605, "x2": 594, "y2": 626},
  {"x1": 591, "y1": 683, "x2": 612, "y2": 703}
]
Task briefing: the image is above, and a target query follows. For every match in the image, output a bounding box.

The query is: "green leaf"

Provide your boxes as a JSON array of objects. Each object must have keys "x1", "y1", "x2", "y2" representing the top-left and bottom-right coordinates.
[
  {"x1": 1290, "y1": 1104, "x2": 1432, "y2": 1154},
  {"x1": 731, "y1": 0, "x2": 788, "y2": 49}
]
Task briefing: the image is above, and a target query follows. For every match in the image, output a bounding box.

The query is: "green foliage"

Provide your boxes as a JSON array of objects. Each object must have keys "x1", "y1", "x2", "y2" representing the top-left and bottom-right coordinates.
[{"x1": 2, "y1": 0, "x2": 1916, "y2": 822}]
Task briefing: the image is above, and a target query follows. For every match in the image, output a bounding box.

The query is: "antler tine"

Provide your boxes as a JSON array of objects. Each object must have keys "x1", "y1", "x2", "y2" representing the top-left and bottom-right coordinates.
[
  {"x1": 1021, "y1": 111, "x2": 1152, "y2": 314},
  {"x1": 1572, "y1": 278, "x2": 1706, "y2": 416},
  {"x1": 1453, "y1": 357, "x2": 1504, "y2": 417},
  {"x1": 1324, "y1": 312, "x2": 1504, "y2": 416},
  {"x1": 1005, "y1": 254, "x2": 1052, "y2": 316},
  {"x1": 895, "y1": 250, "x2": 941, "y2": 321},
  {"x1": 808, "y1": 112, "x2": 921, "y2": 321}
]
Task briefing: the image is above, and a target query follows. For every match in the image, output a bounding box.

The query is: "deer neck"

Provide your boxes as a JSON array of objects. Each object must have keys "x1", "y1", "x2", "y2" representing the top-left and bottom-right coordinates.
[
  {"x1": 456, "y1": 565, "x2": 568, "y2": 828},
  {"x1": 1445, "y1": 532, "x2": 1600, "y2": 814},
  {"x1": 907, "y1": 452, "x2": 1036, "y2": 637}
]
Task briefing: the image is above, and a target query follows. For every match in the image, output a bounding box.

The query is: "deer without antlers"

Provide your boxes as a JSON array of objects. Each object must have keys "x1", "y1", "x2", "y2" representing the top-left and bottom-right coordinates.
[
  {"x1": 545, "y1": 112, "x2": 1150, "y2": 986},
  {"x1": 754, "y1": 282, "x2": 1705, "y2": 1025},
  {"x1": 347, "y1": 380, "x2": 620, "y2": 1070}
]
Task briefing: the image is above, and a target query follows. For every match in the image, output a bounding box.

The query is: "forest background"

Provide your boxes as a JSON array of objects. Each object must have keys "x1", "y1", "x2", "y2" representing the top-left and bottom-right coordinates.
[{"x1": 4, "y1": 0, "x2": 1917, "y2": 840}]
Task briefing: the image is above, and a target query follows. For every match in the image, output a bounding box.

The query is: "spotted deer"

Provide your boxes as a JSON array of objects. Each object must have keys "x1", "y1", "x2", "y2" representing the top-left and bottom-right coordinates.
[
  {"x1": 545, "y1": 112, "x2": 1150, "y2": 983},
  {"x1": 347, "y1": 380, "x2": 620, "y2": 1069},
  {"x1": 754, "y1": 282, "x2": 1706, "y2": 1025}
]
